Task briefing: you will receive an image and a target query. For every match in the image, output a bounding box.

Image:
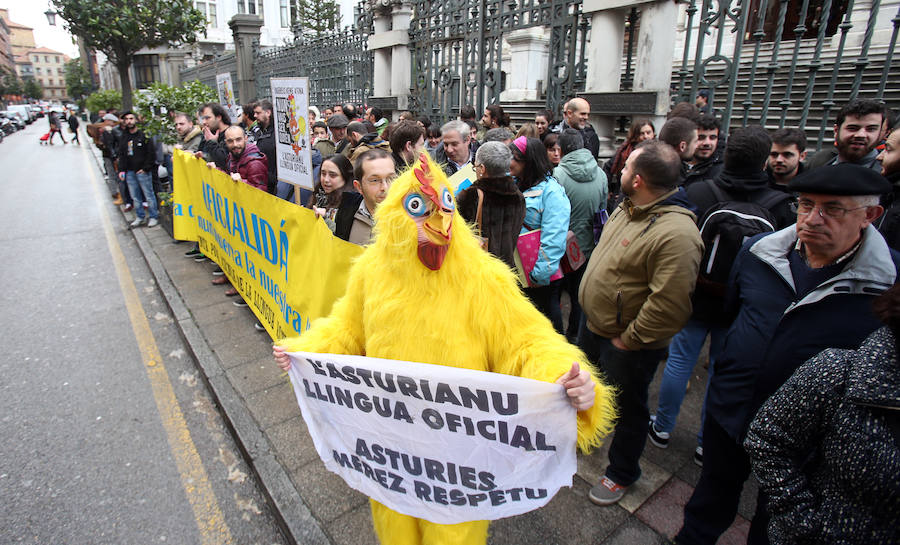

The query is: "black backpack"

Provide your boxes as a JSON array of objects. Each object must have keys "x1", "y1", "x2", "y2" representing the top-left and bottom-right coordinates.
[{"x1": 696, "y1": 181, "x2": 792, "y2": 296}]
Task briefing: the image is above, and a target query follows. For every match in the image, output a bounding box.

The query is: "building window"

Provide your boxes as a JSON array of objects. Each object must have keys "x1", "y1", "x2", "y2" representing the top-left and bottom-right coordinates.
[
  {"x1": 57, "y1": 68, "x2": 64, "y2": 75},
  {"x1": 237, "y1": 0, "x2": 263, "y2": 16},
  {"x1": 195, "y1": 1, "x2": 217, "y2": 27},
  {"x1": 45, "y1": 56, "x2": 49, "y2": 63},
  {"x1": 35, "y1": 67, "x2": 41, "y2": 75},
  {"x1": 280, "y1": 0, "x2": 298, "y2": 27},
  {"x1": 33, "y1": 55, "x2": 38, "y2": 62},
  {"x1": 55, "y1": 56, "x2": 60, "y2": 63},
  {"x1": 133, "y1": 54, "x2": 160, "y2": 89}
]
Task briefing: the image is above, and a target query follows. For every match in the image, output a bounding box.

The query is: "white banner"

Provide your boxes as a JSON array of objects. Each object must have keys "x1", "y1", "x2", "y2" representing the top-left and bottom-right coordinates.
[
  {"x1": 285, "y1": 352, "x2": 577, "y2": 524},
  {"x1": 215, "y1": 73, "x2": 241, "y2": 122},
  {"x1": 270, "y1": 77, "x2": 313, "y2": 190}
]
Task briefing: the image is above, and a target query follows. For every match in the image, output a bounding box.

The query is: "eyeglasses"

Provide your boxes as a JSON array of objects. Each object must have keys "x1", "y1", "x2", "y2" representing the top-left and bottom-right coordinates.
[{"x1": 796, "y1": 201, "x2": 870, "y2": 219}]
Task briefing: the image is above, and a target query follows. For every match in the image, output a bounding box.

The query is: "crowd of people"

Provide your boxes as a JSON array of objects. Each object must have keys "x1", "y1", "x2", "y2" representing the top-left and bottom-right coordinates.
[{"x1": 86, "y1": 93, "x2": 900, "y2": 544}]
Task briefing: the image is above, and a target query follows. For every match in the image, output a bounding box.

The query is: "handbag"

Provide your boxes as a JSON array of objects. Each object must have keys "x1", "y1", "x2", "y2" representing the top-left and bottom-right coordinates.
[
  {"x1": 560, "y1": 230, "x2": 586, "y2": 274},
  {"x1": 513, "y1": 228, "x2": 564, "y2": 288}
]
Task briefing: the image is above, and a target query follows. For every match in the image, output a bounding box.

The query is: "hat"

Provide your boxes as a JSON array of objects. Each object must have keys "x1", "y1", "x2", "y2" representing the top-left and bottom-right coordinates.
[
  {"x1": 698, "y1": 89, "x2": 709, "y2": 98},
  {"x1": 103, "y1": 113, "x2": 119, "y2": 122},
  {"x1": 512, "y1": 136, "x2": 527, "y2": 154},
  {"x1": 327, "y1": 113, "x2": 349, "y2": 129},
  {"x1": 788, "y1": 163, "x2": 891, "y2": 196}
]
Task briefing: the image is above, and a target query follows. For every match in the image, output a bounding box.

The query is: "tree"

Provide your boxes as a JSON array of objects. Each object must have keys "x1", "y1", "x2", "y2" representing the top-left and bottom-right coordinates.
[
  {"x1": 295, "y1": 0, "x2": 341, "y2": 38},
  {"x1": 51, "y1": 0, "x2": 207, "y2": 111},
  {"x1": 23, "y1": 78, "x2": 42, "y2": 100},
  {"x1": 0, "y1": 66, "x2": 23, "y2": 97},
  {"x1": 135, "y1": 80, "x2": 216, "y2": 144},
  {"x1": 65, "y1": 59, "x2": 93, "y2": 104}
]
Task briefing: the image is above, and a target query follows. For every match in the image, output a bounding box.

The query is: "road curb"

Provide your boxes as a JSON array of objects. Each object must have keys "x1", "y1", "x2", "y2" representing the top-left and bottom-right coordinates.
[{"x1": 85, "y1": 145, "x2": 330, "y2": 545}]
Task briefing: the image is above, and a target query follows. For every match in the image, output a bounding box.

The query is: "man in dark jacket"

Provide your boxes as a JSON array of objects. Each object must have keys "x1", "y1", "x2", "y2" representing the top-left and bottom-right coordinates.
[
  {"x1": 117, "y1": 112, "x2": 158, "y2": 228},
  {"x1": 876, "y1": 122, "x2": 900, "y2": 250},
  {"x1": 434, "y1": 120, "x2": 475, "y2": 177},
  {"x1": 67, "y1": 110, "x2": 80, "y2": 145},
  {"x1": 223, "y1": 126, "x2": 269, "y2": 193},
  {"x1": 767, "y1": 127, "x2": 807, "y2": 191},
  {"x1": 196, "y1": 102, "x2": 231, "y2": 170},
  {"x1": 683, "y1": 115, "x2": 724, "y2": 188},
  {"x1": 675, "y1": 164, "x2": 899, "y2": 545},
  {"x1": 805, "y1": 99, "x2": 885, "y2": 172},
  {"x1": 658, "y1": 117, "x2": 699, "y2": 186},
  {"x1": 550, "y1": 97, "x2": 600, "y2": 158},
  {"x1": 251, "y1": 99, "x2": 277, "y2": 193},
  {"x1": 686, "y1": 126, "x2": 796, "y2": 229}
]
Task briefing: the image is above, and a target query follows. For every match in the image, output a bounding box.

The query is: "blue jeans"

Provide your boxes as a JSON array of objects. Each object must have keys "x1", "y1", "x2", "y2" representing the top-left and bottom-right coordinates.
[
  {"x1": 579, "y1": 328, "x2": 666, "y2": 487},
  {"x1": 125, "y1": 170, "x2": 158, "y2": 219},
  {"x1": 654, "y1": 318, "x2": 726, "y2": 445}
]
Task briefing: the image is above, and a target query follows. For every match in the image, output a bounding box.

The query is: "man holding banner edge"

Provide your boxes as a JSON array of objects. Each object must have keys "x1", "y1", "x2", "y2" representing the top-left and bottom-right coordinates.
[{"x1": 273, "y1": 152, "x2": 616, "y2": 545}]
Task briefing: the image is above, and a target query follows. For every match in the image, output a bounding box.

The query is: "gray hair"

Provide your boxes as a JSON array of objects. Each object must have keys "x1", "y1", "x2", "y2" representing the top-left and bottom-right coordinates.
[
  {"x1": 483, "y1": 128, "x2": 514, "y2": 143},
  {"x1": 474, "y1": 141, "x2": 511, "y2": 178},
  {"x1": 853, "y1": 195, "x2": 881, "y2": 207},
  {"x1": 441, "y1": 119, "x2": 471, "y2": 141}
]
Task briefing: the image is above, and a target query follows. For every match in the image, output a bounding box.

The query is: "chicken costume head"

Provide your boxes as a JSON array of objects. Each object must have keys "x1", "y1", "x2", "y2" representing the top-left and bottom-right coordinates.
[
  {"x1": 281, "y1": 152, "x2": 616, "y2": 545},
  {"x1": 372, "y1": 152, "x2": 479, "y2": 273}
]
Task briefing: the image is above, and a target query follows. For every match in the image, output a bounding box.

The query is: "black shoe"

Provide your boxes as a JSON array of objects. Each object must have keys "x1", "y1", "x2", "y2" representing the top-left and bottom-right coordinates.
[
  {"x1": 648, "y1": 417, "x2": 670, "y2": 449},
  {"x1": 185, "y1": 248, "x2": 202, "y2": 258},
  {"x1": 193, "y1": 254, "x2": 207, "y2": 262},
  {"x1": 233, "y1": 299, "x2": 248, "y2": 307},
  {"x1": 693, "y1": 446, "x2": 703, "y2": 467},
  {"x1": 212, "y1": 267, "x2": 224, "y2": 276},
  {"x1": 254, "y1": 322, "x2": 266, "y2": 332}
]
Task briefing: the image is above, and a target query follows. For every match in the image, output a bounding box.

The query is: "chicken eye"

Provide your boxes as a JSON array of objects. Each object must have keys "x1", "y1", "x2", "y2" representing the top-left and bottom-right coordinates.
[
  {"x1": 441, "y1": 188, "x2": 455, "y2": 211},
  {"x1": 404, "y1": 194, "x2": 427, "y2": 217}
]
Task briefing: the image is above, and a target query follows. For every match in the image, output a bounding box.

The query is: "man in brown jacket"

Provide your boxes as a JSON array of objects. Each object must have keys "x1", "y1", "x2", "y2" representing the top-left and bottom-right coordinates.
[{"x1": 578, "y1": 140, "x2": 703, "y2": 506}]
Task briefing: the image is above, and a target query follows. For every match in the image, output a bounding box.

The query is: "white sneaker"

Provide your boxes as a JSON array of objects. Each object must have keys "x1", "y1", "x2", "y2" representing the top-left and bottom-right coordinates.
[
  {"x1": 130, "y1": 217, "x2": 145, "y2": 228},
  {"x1": 147, "y1": 218, "x2": 159, "y2": 228}
]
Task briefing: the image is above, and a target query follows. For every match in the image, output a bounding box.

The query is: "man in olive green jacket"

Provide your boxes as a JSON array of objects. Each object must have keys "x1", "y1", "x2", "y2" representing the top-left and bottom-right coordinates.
[{"x1": 578, "y1": 140, "x2": 703, "y2": 507}]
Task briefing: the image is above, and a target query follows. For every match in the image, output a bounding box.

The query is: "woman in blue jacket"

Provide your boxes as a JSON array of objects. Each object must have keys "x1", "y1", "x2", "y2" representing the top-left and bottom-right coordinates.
[{"x1": 509, "y1": 136, "x2": 570, "y2": 333}]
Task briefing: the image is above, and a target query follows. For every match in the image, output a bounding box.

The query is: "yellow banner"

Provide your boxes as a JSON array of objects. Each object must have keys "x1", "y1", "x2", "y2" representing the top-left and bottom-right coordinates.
[{"x1": 172, "y1": 149, "x2": 363, "y2": 339}]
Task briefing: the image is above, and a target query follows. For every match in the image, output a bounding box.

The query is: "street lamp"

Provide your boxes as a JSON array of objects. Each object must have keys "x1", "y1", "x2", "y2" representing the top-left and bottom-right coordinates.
[{"x1": 45, "y1": 8, "x2": 57, "y2": 26}]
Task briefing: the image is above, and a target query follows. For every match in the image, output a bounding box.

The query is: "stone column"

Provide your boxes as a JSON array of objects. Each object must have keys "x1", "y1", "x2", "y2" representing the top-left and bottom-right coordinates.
[
  {"x1": 633, "y1": 0, "x2": 678, "y2": 129},
  {"x1": 371, "y1": 8, "x2": 392, "y2": 97},
  {"x1": 501, "y1": 27, "x2": 550, "y2": 101},
  {"x1": 390, "y1": 1, "x2": 413, "y2": 108},
  {"x1": 229, "y1": 14, "x2": 264, "y2": 104},
  {"x1": 582, "y1": 3, "x2": 627, "y2": 157}
]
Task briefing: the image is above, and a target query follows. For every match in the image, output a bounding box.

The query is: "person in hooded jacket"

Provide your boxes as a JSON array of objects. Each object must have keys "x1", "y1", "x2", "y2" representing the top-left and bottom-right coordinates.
[
  {"x1": 579, "y1": 140, "x2": 703, "y2": 507},
  {"x1": 553, "y1": 128, "x2": 608, "y2": 341},
  {"x1": 222, "y1": 125, "x2": 269, "y2": 192},
  {"x1": 649, "y1": 126, "x2": 796, "y2": 460}
]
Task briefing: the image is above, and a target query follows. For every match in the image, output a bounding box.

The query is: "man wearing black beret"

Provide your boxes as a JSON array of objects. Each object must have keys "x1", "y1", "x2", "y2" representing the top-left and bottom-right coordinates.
[{"x1": 676, "y1": 163, "x2": 899, "y2": 545}]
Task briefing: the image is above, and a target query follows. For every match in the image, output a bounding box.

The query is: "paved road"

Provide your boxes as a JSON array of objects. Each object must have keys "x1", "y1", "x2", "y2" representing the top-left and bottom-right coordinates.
[{"x1": 0, "y1": 121, "x2": 287, "y2": 544}]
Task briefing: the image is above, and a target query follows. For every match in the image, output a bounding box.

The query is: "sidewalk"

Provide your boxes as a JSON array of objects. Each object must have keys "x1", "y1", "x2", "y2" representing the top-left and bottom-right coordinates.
[{"x1": 88, "y1": 144, "x2": 756, "y2": 544}]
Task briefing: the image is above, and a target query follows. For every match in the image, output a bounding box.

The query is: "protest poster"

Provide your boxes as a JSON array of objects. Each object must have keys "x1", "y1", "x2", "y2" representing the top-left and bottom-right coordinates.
[
  {"x1": 285, "y1": 351, "x2": 577, "y2": 524},
  {"x1": 171, "y1": 149, "x2": 363, "y2": 339},
  {"x1": 270, "y1": 77, "x2": 313, "y2": 193},
  {"x1": 215, "y1": 73, "x2": 241, "y2": 122}
]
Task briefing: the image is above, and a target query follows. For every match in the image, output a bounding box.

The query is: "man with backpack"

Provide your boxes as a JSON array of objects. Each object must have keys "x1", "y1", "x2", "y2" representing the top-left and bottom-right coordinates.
[
  {"x1": 649, "y1": 126, "x2": 796, "y2": 464},
  {"x1": 675, "y1": 163, "x2": 897, "y2": 544}
]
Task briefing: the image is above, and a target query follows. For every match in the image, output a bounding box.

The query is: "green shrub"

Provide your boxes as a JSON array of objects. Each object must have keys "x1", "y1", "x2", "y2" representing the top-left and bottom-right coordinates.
[
  {"x1": 135, "y1": 80, "x2": 217, "y2": 144},
  {"x1": 85, "y1": 89, "x2": 123, "y2": 113}
]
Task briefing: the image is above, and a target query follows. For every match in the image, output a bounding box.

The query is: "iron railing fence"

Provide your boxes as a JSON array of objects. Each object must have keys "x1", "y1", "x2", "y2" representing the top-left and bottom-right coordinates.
[{"x1": 179, "y1": 52, "x2": 237, "y2": 92}]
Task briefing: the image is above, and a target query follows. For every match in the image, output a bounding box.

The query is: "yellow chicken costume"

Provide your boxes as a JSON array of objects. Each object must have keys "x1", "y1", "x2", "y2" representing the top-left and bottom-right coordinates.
[{"x1": 281, "y1": 153, "x2": 616, "y2": 545}]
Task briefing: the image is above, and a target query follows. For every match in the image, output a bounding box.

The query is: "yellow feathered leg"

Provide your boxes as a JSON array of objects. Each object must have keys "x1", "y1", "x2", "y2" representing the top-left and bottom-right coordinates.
[{"x1": 370, "y1": 500, "x2": 490, "y2": 545}]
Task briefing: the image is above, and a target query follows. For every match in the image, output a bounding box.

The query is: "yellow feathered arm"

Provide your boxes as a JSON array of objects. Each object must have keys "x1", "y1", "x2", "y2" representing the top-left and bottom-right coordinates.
[
  {"x1": 277, "y1": 253, "x2": 369, "y2": 356},
  {"x1": 472, "y1": 256, "x2": 617, "y2": 454}
]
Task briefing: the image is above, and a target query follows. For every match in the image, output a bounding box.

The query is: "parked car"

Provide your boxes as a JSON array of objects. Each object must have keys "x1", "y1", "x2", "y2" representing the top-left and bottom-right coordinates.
[
  {"x1": 0, "y1": 111, "x2": 26, "y2": 131},
  {"x1": 7, "y1": 104, "x2": 35, "y2": 124},
  {"x1": 30, "y1": 105, "x2": 44, "y2": 118}
]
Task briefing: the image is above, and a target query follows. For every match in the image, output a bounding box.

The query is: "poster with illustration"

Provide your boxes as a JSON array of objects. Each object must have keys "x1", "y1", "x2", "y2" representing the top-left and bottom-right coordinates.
[
  {"x1": 215, "y1": 72, "x2": 241, "y2": 122},
  {"x1": 270, "y1": 77, "x2": 313, "y2": 191}
]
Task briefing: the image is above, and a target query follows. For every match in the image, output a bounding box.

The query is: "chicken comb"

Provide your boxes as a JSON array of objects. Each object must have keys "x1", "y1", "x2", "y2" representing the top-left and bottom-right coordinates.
[{"x1": 414, "y1": 152, "x2": 441, "y2": 208}]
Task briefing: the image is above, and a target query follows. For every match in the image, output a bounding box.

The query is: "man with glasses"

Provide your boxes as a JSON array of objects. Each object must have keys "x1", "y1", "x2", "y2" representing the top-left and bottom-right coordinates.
[
  {"x1": 335, "y1": 149, "x2": 396, "y2": 245},
  {"x1": 676, "y1": 163, "x2": 898, "y2": 545}
]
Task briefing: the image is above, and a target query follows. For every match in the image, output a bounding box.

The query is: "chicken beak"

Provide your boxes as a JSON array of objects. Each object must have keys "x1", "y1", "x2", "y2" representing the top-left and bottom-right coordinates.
[{"x1": 423, "y1": 210, "x2": 452, "y2": 246}]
